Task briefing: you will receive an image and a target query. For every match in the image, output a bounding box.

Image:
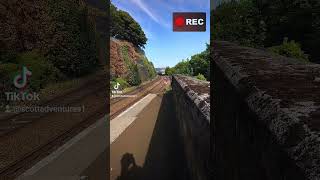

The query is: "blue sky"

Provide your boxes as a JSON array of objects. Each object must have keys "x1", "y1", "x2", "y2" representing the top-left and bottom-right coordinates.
[{"x1": 111, "y1": 0, "x2": 211, "y2": 68}]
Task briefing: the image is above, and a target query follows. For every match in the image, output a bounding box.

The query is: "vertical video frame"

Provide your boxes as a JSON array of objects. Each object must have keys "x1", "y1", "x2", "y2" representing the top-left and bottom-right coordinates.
[{"x1": 110, "y1": 0, "x2": 210, "y2": 180}]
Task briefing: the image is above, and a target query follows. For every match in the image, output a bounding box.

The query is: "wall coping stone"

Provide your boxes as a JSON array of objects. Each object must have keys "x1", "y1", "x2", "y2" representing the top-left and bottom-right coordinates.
[{"x1": 173, "y1": 75, "x2": 210, "y2": 123}]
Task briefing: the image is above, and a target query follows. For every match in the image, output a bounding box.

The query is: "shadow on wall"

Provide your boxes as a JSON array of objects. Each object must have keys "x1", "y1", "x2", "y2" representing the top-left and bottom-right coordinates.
[{"x1": 115, "y1": 92, "x2": 190, "y2": 180}]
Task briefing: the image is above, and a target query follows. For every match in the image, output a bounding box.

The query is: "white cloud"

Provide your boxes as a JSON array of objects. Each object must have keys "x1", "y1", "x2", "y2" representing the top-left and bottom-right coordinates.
[
  {"x1": 130, "y1": 0, "x2": 160, "y2": 23},
  {"x1": 129, "y1": 0, "x2": 170, "y2": 28}
]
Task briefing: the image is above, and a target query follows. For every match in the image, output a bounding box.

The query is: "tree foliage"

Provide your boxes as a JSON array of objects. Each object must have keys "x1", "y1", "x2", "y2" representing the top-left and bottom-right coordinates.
[
  {"x1": 165, "y1": 45, "x2": 211, "y2": 80},
  {"x1": 261, "y1": 0, "x2": 320, "y2": 62},
  {"x1": 0, "y1": 0, "x2": 102, "y2": 78},
  {"x1": 196, "y1": 73, "x2": 207, "y2": 81},
  {"x1": 212, "y1": 0, "x2": 266, "y2": 47},
  {"x1": 269, "y1": 38, "x2": 309, "y2": 61},
  {"x1": 165, "y1": 67, "x2": 176, "y2": 76},
  {"x1": 47, "y1": 0, "x2": 98, "y2": 77},
  {"x1": 141, "y1": 57, "x2": 157, "y2": 79},
  {"x1": 110, "y1": 4, "x2": 147, "y2": 48},
  {"x1": 0, "y1": 50, "x2": 63, "y2": 92},
  {"x1": 174, "y1": 60, "x2": 193, "y2": 75},
  {"x1": 213, "y1": 0, "x2": 320, "y2": 63},
  {"x1": 189, "y1": 44, "x2": 211, "y2": 80}
]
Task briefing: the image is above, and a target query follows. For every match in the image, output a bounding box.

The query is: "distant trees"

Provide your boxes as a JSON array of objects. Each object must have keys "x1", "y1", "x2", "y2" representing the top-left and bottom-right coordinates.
[
  {"x1": 212, "y1": 0, "x2": 320, "y2": 63},
  {"x1": 165, "y1": 45, "x2": 211, "y2": 80},
  {"x1": 110, "y1": 4, "x2": 147, "y2": 48},
  {"x1": 189, "y1": 44, "x2": 210, "y2": 79},
  {"x1": 165, "y1": 67, "x2": 176, "y2": 76}
]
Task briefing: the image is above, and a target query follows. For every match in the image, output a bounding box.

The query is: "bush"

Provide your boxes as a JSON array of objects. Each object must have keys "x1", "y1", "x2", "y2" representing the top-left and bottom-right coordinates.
[
  {"x1": 195, "y1": 73, "x2": 207, "y2": 81},
  {"x1": 174, "y1": 60, "x2": 192, "y2": 75},
  {"x1": 268, "y1": 38, "x2": 309, "y2": 62},
  {"x1": 111, "y1": 78, "x2": 129, "y2": 90},
  {"x1": 15, "y1": 51, "x2": 64, "y2": 91},
  {"x1": 127, "y1": 64, "x2": 141, "y2": 86}
]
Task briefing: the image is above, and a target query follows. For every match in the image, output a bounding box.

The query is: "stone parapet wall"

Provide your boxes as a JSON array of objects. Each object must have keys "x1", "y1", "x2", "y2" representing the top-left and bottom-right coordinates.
[
  {"x1": 171, "y1": 75, "x2": 210, "y2": 180},
  {"x1": 212, "y1": 41, "x2": 320, "y2": 180}
]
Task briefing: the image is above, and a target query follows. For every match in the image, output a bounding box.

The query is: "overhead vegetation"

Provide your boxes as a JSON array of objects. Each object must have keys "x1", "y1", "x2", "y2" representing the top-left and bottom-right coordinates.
[
  {"x1": 165, "y1": 44, "x2": 210, "y2": 81},
  {"x1": 110, "y1": 3, "x2": 147, "y2": 48},
  {"x1": 213, "y1": 0, "x2": 320, "y2": 63}
]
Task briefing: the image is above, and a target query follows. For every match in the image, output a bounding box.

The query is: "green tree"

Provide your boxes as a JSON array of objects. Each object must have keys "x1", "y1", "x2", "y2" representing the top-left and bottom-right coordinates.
[
  {"x1": 260, "y1": 0, "x2": 320, "y2": 62},
  {"x1": 165, "y1": 67, "x2": 176, "y2": 75},
  {"x1": 213, "y1": 0, "x2": 320, "y2": 63},
  {"x1": 174, "y1": 60, "x2": 192, "y2": 75},
  {"x1": 167, "y1": 44, "x2": 211, "y2": 79},
  {"x1": 110, "y1": 4, "x2": 147, "y2": 48},
  {"x1": 189, "y1": 44, "x2": 210, "y2": 80},
  {"x1": 212, "y1": 0, "x2": 266, "y2": 47}
]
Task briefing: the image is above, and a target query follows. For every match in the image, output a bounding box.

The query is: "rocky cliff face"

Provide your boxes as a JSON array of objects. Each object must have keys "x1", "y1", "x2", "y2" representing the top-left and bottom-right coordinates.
[
  {"x1": 110, "y1": 39, "x2": 139, "y2": 78},
  {"x1": 110, "y1": 38, "x2": 156, "y2": 84}
]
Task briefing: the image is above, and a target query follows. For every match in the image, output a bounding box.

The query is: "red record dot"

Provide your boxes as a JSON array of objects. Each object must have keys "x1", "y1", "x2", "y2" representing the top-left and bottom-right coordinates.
[{"x1": 175, "y1": 16, "x2": 185, "y2": 27}]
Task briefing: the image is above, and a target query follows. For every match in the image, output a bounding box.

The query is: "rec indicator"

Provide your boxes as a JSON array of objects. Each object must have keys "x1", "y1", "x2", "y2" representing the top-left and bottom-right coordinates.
[{"x1": 173, "y1": 12, "x2": 206, "y2": 32}]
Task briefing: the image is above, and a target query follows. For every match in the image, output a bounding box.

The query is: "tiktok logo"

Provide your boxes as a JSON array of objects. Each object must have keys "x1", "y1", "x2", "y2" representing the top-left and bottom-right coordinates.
[
  {"x1": 114, "y1": 82, "x2": 120, "y2": 90},
  {"x1": 13, "y1": 66, "x2": 32, "y2": 89}
]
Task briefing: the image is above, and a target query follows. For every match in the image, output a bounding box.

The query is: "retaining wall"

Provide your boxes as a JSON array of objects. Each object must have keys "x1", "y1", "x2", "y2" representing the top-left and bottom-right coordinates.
[{"x1": 171, "y1": 75, "x2": 211, "y2": 180}]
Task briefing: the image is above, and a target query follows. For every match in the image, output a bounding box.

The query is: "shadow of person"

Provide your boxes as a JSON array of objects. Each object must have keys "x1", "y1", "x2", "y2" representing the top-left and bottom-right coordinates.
[{"x1": 116, "y1": 153, "x2": 144, "y2": 180}]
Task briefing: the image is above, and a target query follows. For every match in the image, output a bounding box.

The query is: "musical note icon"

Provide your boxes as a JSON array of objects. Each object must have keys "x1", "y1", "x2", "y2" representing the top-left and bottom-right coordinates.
[
  {"x1": 114, "y1": 82, "x2": 120, "y2": 90},
  {"x1": 13, "y1": 66, "x2": 32, "y2": 89}
]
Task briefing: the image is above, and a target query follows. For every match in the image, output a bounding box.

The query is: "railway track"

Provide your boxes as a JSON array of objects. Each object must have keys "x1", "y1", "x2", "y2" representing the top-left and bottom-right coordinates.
[
  {"x1": 0, "y1": 106, "x2": 107, "y2": 179},
  {"x1": 110, "y1": 76, "x2": 161, "y2": 105},
  {"x1": 0, "y1": 75, "x2": 107, "y2": 137},
  {"x1": 0, "y1": 75, "x2": 108, "y2": 179},
  {"x1": 110, "y1": 76, "x2": 168, "y2": 119},
  {"x1": 0, "y1": 76, "x2": 168, "y2": 179}
]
